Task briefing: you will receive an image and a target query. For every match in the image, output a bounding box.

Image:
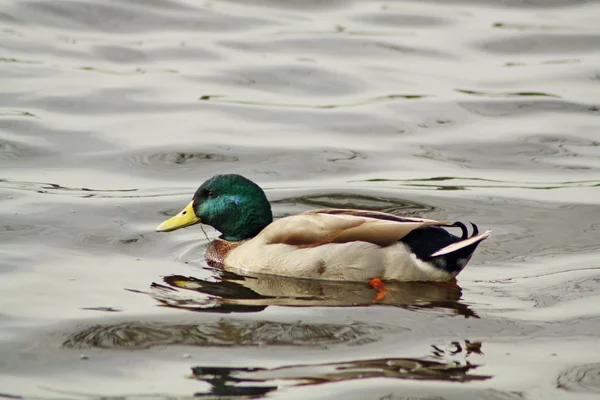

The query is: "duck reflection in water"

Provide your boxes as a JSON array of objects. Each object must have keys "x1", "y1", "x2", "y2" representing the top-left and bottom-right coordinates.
[
  {"x1": 190, "y1": 340, "x2": 490, "y2": 398},
  {"x1": 147, "y1": 268, "x2": 478, "y2": 318}
]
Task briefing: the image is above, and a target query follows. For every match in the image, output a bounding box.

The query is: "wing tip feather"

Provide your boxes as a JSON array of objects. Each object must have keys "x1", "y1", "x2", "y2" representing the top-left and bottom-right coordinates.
[{"x1": 430, "y1": 229, "x2": 491, "y2": 258}]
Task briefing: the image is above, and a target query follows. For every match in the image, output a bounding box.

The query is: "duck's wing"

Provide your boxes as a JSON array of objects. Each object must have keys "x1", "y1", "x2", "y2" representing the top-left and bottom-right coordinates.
[
  {"x1": 259, "y1": 208, "x2": 455, "y2": 247},
  {"x1": 304, "y1": 208, "x2": 450, "y2": 224}
]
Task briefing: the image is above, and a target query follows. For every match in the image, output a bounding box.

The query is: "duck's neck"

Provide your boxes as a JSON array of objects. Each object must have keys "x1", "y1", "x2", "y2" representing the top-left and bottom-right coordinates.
[
  {"x1": 209, "y1": 198, "x2": 273, "y2": 242},
  {"x1": 220, "y1": 216, "x2": 271, "y2": 242}
]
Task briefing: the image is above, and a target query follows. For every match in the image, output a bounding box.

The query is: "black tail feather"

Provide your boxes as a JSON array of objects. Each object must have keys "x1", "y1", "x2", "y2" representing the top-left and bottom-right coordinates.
[
  {"x1": 452, "y1": 221, "x2": 480, "y2": 239},
  {"x1": 452, "y1": 221, "x2": 468, "y2": 239},
  {"x1": 470, "y1": 222, "x2": 479, "y2": 236}
]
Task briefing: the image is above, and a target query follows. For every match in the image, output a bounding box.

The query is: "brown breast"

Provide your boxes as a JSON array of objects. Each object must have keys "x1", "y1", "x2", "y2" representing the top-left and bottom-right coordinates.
[{"x1": 205, "y1": 238, "x2": 244, "y2": 266}]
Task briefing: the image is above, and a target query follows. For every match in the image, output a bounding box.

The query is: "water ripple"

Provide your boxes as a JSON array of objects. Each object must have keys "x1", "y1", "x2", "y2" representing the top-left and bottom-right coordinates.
[
  {"x1": 11, "y1": 1, "x2": 278, "y2": 33},
  {"x1": 557, "y1": 363, "x2": 600, "y2": 394},
  {"x1": 2, "y1": 0, "x2": 600, "y2": 398}
]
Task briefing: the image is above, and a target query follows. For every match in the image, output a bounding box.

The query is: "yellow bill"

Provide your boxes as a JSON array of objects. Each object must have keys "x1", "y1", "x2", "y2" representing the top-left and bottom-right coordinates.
[{"x1": 156, "y1": 201, "x2": 201, "y2": 232}]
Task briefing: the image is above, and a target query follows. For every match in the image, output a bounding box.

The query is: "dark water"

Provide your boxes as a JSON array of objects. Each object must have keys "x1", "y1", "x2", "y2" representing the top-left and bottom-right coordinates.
[{"x1": 1, "y1": 0, "x2": 600, "y2": 398}]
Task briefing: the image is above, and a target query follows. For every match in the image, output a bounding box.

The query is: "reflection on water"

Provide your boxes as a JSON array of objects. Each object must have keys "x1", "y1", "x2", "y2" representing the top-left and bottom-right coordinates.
[
  {"x1": 354, "y1": 176, "x2": 600, "y2": 191},
  {"x1": 199, "y1": 93, "x2": 431, "y2": 109},
  {"x1": 0, "y1": 179, "x2": 138, "y2": 197},
  {"x1": 191, "y1": 340, "x2": 490, "y2": 398},
  {"x1": 455, "y1": 89, "x2": 559, "y2": 98},
  {"x1": 147, "y1": 270, "x2": 477, "y2": 318},
  {"x1": 556, "y1": 363, "x2": 600, "y2": 395},
  {"x1": 123, "y1": 151, "x2": 240, "y2": 173},
  {"x1": 277, "y1": 193, "x2": 435, "y2": 215},
  {"x1": 63, "y1": 319, "x2": 387, "y2": 349}
]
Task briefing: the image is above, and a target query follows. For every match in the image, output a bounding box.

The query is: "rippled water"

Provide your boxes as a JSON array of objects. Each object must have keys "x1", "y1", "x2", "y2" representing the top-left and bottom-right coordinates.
[{"x1": 1, "y1": 0, "x2": 600, "y2": 398}]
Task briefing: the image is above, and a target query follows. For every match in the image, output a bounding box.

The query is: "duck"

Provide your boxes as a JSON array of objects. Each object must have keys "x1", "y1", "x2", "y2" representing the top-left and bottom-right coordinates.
[{"x1": 156, "y1": 174, "x2": 490, "y2": 283}]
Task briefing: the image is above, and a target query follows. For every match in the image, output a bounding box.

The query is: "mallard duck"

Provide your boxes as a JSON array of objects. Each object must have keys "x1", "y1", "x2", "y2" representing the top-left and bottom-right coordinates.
[{"x1": 156, "y1": 174, "x2": 490, "y2": 283}]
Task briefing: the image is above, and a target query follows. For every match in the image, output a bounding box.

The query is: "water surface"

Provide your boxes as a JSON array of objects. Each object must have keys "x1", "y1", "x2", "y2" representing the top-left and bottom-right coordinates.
[{"x1": 1, "y1": 0, "x2": 600, "y2": 398}]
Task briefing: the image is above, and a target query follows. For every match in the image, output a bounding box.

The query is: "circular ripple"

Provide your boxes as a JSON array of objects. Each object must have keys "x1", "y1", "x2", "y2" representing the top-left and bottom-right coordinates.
[
  {"x1": 123, "y1": 151, "x2": 239, "y2": 172},
  {"x1": 0, "y1": 140, "x2": 43, "y2": 160},
  {"x1": 0, "y1": 223, "x2": 58, "y2": 238},
  {"x1": 557, "y1": 363, "x2": 600, "y2": 394},
  {"x1": 147, "y1": 152, "x2": 238, "y2": 165},
  {"x1": 73, "y1": 231, "x2": 157, "y2": 250}
]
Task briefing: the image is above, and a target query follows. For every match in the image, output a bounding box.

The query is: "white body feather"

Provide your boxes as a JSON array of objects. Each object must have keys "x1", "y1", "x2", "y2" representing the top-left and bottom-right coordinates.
[{"x1": 224, "y1": 239, "x2": 454, "y2": 282}]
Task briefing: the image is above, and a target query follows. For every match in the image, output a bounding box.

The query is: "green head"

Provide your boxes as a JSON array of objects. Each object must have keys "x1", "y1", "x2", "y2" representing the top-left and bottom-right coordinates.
[{"x1": 156, "y1": 174, "x2": 273, "y2": 241}]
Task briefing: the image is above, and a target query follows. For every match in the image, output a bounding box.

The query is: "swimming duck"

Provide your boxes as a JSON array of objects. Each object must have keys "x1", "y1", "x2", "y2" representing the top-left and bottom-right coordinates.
[{"x1": 156, "y1": 174, "x2": 490, "y2": 283}]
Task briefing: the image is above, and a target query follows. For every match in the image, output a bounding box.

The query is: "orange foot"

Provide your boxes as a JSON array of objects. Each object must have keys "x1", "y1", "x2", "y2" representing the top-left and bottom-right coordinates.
[
  {"x1": 434, "y1": 280, "x2": 459, "y2": 289},
  {"x1": 369, "y1": 277, "x2": 387, "y2": 303}
]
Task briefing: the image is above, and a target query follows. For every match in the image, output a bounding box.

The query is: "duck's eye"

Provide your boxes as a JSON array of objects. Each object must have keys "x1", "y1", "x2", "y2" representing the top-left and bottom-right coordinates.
[{"x1": 207, "y1": 191, "x2": 216, "y2": 198}]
